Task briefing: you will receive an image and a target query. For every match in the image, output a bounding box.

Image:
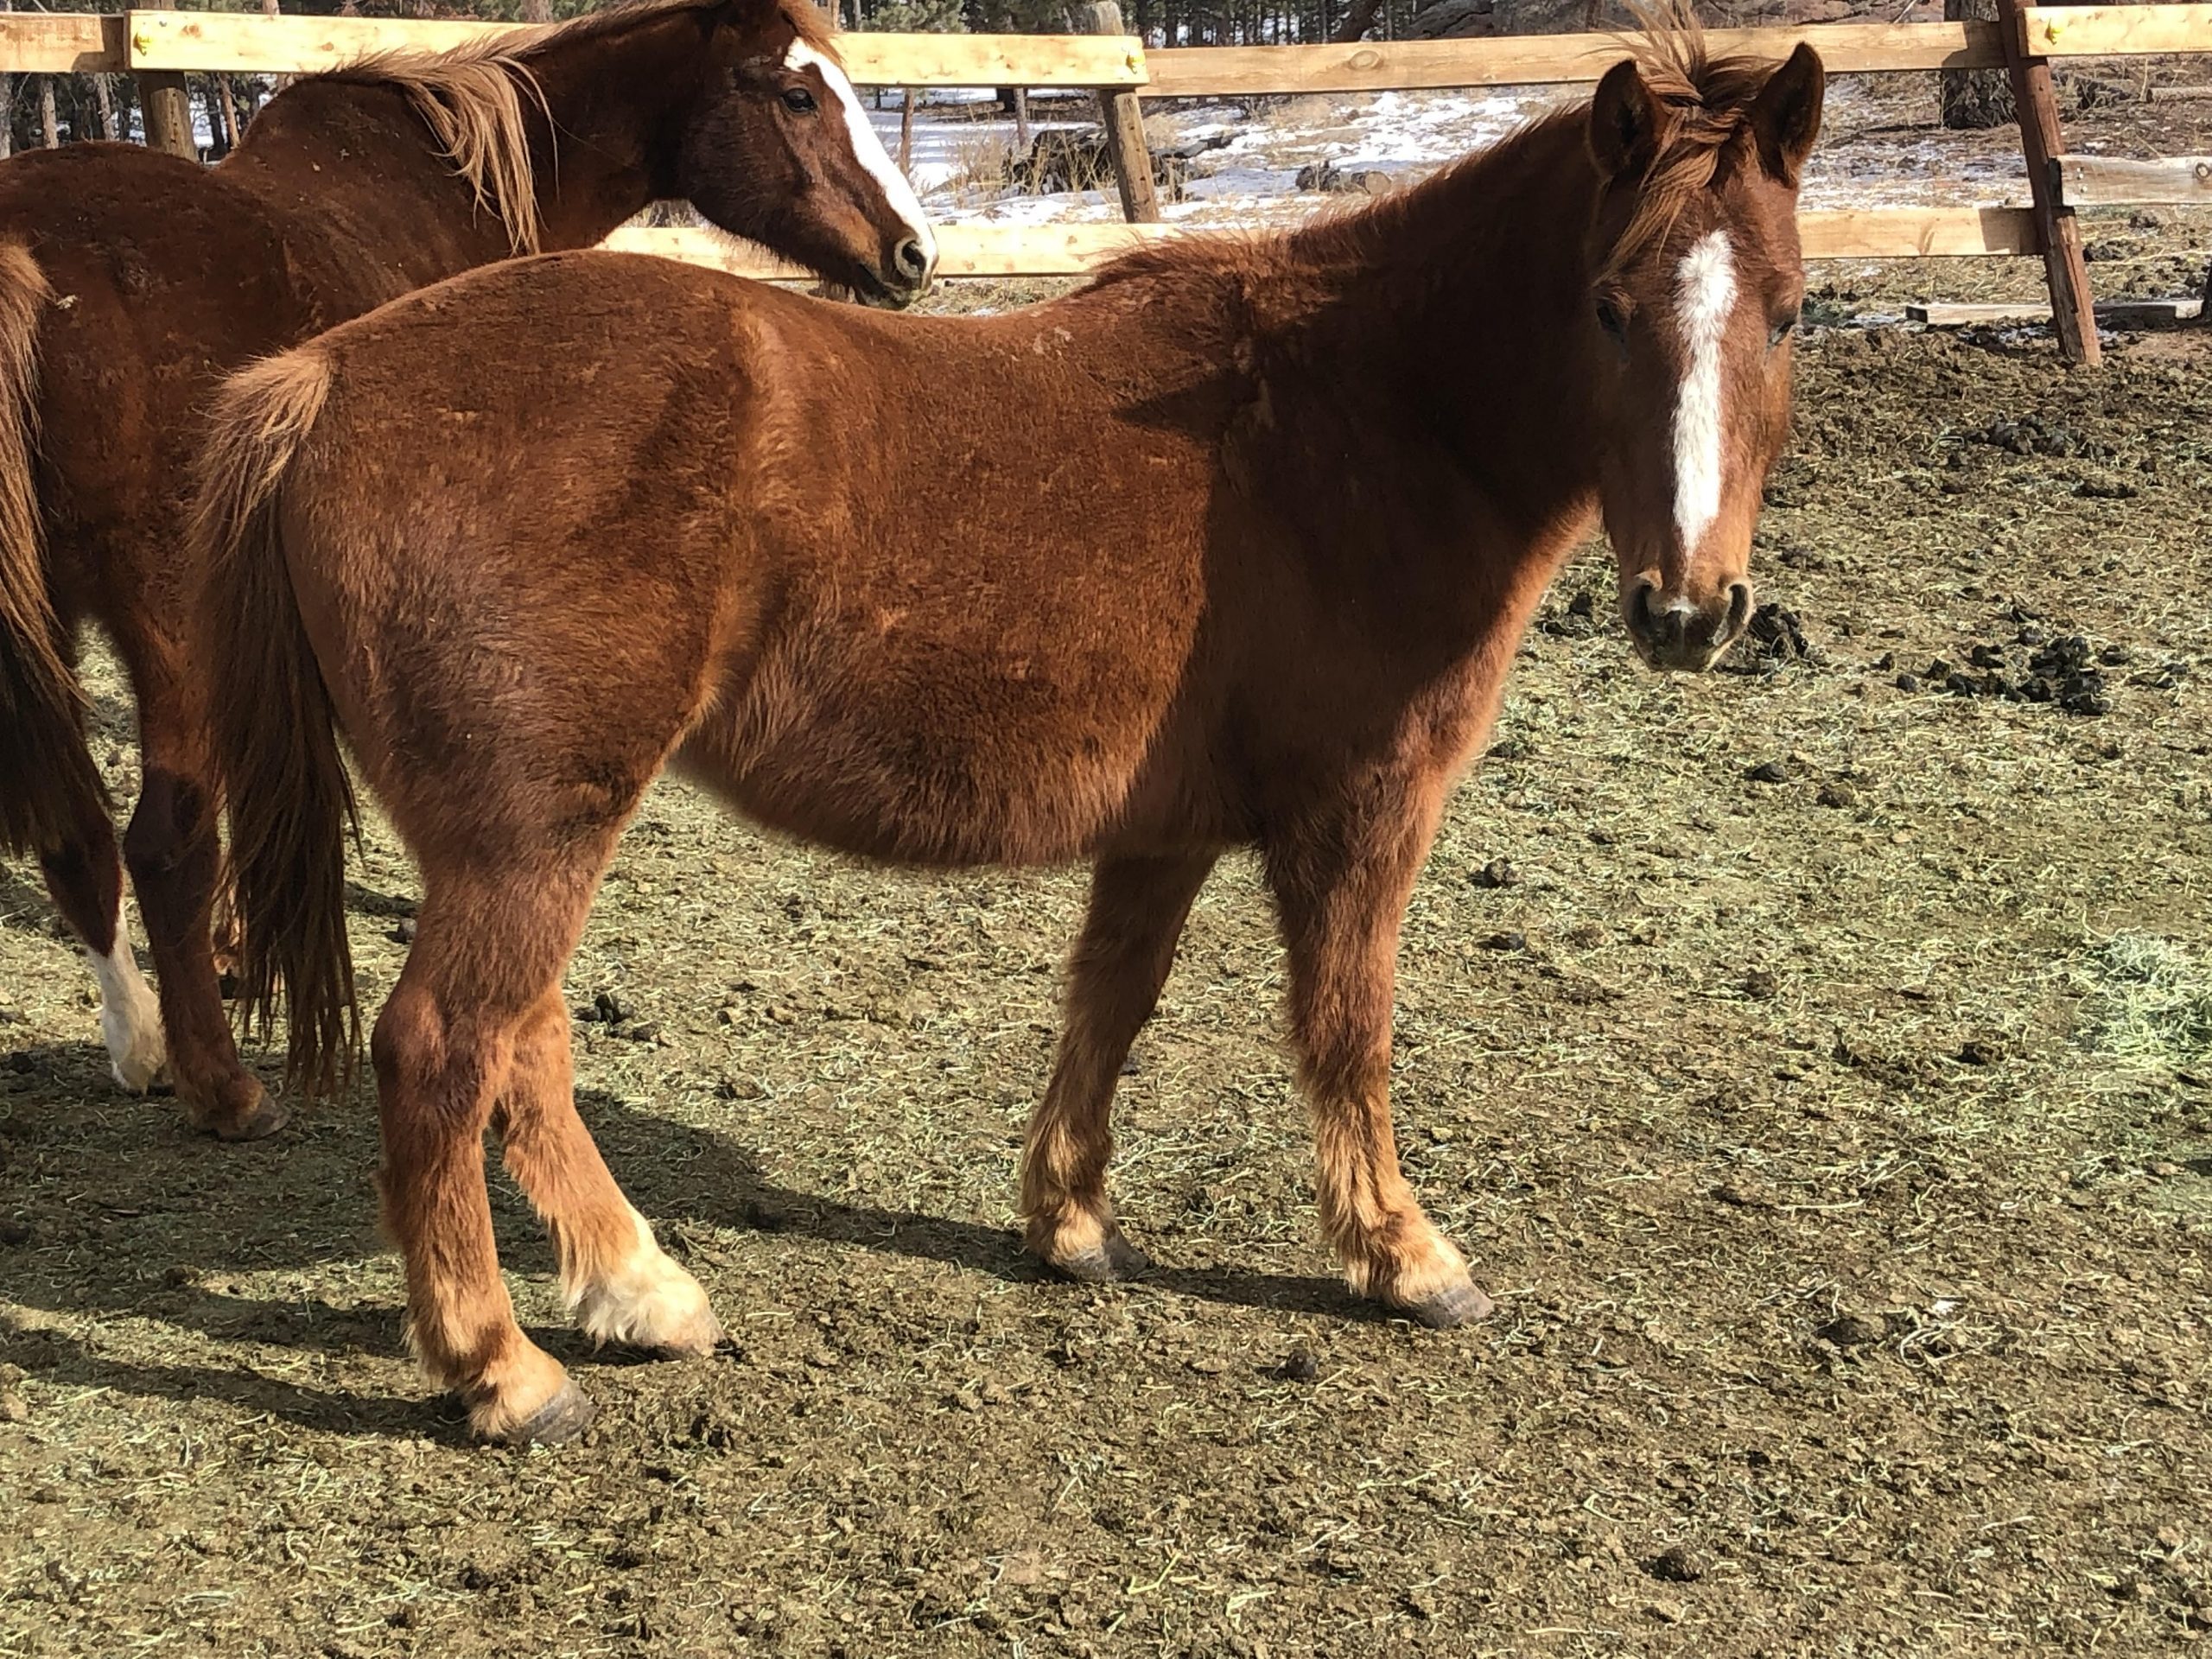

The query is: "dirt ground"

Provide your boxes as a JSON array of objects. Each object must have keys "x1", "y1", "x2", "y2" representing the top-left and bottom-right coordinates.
[{"x1": 5, "y1": 284, "x2": 2212, "y2": 1656}]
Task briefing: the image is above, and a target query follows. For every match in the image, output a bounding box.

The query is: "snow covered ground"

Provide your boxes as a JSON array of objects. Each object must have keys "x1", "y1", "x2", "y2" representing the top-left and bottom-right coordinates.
[{"x1": 865, "y1": 77, "x2": 2037, "y2": 237}]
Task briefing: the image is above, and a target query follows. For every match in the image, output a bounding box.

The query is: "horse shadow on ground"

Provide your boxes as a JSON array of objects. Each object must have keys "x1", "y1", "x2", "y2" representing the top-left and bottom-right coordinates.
[{"x1": 1, "y1": 1073, "x2": 1376, "y2": 1441}]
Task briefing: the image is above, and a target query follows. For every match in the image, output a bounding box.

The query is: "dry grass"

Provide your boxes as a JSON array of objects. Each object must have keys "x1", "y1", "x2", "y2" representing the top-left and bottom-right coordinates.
[
  {"x1": 2075, "y1": 933, "x2": 2212, "y2": 1073},
  {"x1": 942, "y1": 130, "x2": 1020, "y2": 201}
]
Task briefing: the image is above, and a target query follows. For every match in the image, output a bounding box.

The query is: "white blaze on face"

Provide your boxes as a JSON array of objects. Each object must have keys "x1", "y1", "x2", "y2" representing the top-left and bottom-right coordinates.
[
  {"x1": 1669, "y1": 229, "x2": 1739, "y2": 554},
  {"x1": 784, "y1": 40, "x2": 938, "y2": 276}
]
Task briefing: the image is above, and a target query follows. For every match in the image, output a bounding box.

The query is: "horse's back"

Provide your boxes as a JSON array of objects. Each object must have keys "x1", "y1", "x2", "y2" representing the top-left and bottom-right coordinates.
[
  {"x1": 1, "y1": 144, "x2": 312, "y2": 620},
  {"x1": 687, "y1": 264, "x2": 1242, "y2": 864}
]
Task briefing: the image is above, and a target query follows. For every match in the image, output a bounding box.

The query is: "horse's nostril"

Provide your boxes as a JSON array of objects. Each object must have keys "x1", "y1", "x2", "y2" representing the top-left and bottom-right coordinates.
[
  {"x1": 1628, "y1": 581, "x2": 1662, "y2": 637},
  {"x1": 1726, "y1": 580, "x2": 1755, "y2": 636},
  {"x1": 893, "y1": 238, "x2": 930, "y2": 283}
]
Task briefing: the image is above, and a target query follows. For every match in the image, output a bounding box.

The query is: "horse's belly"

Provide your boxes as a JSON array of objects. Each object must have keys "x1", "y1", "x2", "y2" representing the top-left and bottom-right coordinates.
[{"x1": 681, "y1": 612, "x2": 1192, "y2": 868}]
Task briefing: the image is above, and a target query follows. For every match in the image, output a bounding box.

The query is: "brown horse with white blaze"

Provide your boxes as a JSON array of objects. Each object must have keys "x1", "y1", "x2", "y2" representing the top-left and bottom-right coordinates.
[
  {"x1": 0, "y1": 0, "x2": 931, "y2": 1141},
  {"x1": 192, "y1": 27, "x2": 1823, "y2": 1441}
]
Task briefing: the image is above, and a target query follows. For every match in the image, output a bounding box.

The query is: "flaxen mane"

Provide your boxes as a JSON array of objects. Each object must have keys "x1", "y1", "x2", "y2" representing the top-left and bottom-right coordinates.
[
  {"x1": 327, "y1": 36, "x2": 556, "y2": 255},
  {"x1": 316, "y1": 0, "x2": 840, "y2": 257}
]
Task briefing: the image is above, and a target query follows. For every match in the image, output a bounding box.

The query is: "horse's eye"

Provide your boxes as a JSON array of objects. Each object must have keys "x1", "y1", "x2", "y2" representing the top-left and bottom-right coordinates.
[
  {"x1": 1594, "y1": 296, "x2": 1629, "y2": 347},
  {"x1": 1769, "y1": 306, "x2": 1802, "y2": 348},
  {"x1": 781, "y1": 86, "x2": 818, "y2": 114}
]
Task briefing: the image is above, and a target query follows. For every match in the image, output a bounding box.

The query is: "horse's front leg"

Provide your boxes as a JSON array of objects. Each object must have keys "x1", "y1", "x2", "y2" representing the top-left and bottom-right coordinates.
[
  {"x1": 1020, "y1": 852, "x2": 1217, "y2": 1281},
  {"x1": 1266, "y1": 791, "x2": 1495, "y2": 1327}
]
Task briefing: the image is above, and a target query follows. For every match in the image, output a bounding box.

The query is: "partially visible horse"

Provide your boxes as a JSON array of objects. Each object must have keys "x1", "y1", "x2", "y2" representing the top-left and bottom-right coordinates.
[
  {"x1": 192, "y1": 28, "x2": 1824, "y2": 1440},
  {"x1": 0, "y1": 0, "x2": 932, "y2": 1141}
]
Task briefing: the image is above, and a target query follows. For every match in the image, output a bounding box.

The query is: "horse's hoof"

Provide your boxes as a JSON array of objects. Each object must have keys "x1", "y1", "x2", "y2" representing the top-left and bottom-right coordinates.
[
  {"x1": 1053, "y1": 1232, "x2": 1152, "y2": 1284},
  {"x1": 1401, "y1": 1279, "x2": 1496, "y2": 1329},
  {"x1": 208, "y1": 1095, "x2": 289, "y2": 1143},
  {"x1": 648, "y1": 1305, "x2": 727, "y2": 1361},
  {"x1": 109, "y1": 1042, "x2": 168, "y2": 1096},
  {"x1": 194, "y1": 1079, "x2": 289, "y2": 1142},
  {"x1": 492, "y1": 1380, "x2": 596, "y2": 1447}
]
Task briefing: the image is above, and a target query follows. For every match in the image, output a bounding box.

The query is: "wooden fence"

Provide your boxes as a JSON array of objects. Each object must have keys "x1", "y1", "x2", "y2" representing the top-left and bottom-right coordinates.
[{"x1": 7, "y1": 6, "x2": 2212, "y2": 363}]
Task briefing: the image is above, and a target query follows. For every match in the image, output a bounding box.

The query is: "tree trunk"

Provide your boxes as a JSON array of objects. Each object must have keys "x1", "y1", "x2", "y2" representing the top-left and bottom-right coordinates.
[
  {"x1": 0, "y1": 0, "x2": 12, "y2": 162},
  {"x1": 38, "y1": 75, "x2": 59, "y2": 148},
  {"x1": 899, "y1": 87, "x2": 915, "y2": 175},
  {"x1": 0, "y1": 0, "x2": 13, "y2": 162},
  {"x1": 199, "y1": 79, "x2": 229, "y2": 159},
  {"x1": 521, "y1": 0, "x2": 554, "y2": 20},
  {"x1": 1329, "y1": 0, "x2": 1383, "y2": 41},
  {"x1": 93, "y1": 73, "x2": 119, "y2": 142},
  {"x1": 217, "y1": 75, "x2": 242, "y2": 150},
  {"x1": 1942, "y1": 0, "x2": 2016, "y2": 129}
]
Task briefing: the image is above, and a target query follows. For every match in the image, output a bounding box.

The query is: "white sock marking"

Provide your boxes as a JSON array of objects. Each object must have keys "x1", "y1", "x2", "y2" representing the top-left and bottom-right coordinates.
[
  {"x1": 785, "y1": 41, "x2": 938, "y2": 276},
  {"x1": 88, "y1": 907, "x2": 165, "y2": 1093},
  {"x1": 569, "y1": 1206, "x2": 721, "y2": 1352},
  {"x1": 1671, "y1": 231, "x2": 1738, "y2": 554}
]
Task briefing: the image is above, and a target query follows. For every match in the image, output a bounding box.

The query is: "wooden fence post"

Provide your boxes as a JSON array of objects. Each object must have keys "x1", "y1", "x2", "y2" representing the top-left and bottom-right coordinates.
[
  {"x1": 1070, "y1": 1, "x2": 1159, "y2": 224},
  {"x1": 1998, "y1": 0, "x2": 2098, "y2": 365},
  {"x1": 137, "y1": 71, "x2": 198, "y2": 160}
]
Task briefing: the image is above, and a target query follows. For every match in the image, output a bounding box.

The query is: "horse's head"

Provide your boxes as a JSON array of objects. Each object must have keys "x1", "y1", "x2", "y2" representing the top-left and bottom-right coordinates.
[
  {"x1": 674, "y1": 0, "x2": 937, "y2": 308},
  {"x1": 1582, "y1": 42, "x2": 1823, "y2": 671}
]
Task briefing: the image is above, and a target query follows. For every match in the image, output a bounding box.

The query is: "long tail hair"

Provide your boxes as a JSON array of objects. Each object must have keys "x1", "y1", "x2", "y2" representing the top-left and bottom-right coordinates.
[
  {"x1": 0, "y1": 242, "x2": 107, "y2": 857},
  {"x1": 187, "y1": 346, "x2": 359, "y2": 1099}
]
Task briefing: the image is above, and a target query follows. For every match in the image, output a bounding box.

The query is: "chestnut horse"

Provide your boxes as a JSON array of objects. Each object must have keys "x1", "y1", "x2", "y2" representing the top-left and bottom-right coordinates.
[
  {"x1": 192, "y1": 30, "x2": 1823, "y2": 1440},
  {"x1": 0, "y1": 0, "x2": 931, "y2": 1141}
]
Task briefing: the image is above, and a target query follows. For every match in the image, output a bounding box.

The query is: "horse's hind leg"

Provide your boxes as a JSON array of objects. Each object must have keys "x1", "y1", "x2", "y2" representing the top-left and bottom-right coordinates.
[
  {"x1": 35, "y1": 797, "x2": 163, "y2": 1095},
  {"x1": 122, "y1": 678, "x2": 281, "y2": 1141},
  {"x1": 1267, "y1": 800, "x2": 1495, "y2": 1329},
  {"x1": 375, "y1": 839, "x2": 699, "y2": 1444},
  {"x1": 1021, "y1": 853, "x2": 1215, "y2": 1281},
  {"x1": 495, "y1": 986, "x2": 721, "y2": 1356}
]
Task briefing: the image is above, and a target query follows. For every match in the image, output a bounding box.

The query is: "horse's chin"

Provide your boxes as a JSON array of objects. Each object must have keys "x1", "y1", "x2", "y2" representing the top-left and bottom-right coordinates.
[{"x1": 849, "y1": 272, "x2": 925, "y2": 311}]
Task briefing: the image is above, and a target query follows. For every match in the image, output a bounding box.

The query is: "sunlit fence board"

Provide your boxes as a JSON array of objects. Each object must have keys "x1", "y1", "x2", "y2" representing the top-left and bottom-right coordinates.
[
  {"x1": 605, "y1": 207, "x2": 2043, "y2": 283},
  {"x1": 1144, "y1": 21, "x2": 2002, "y2": 96},
  {"x1": 0, "y1": 12, "x2": 125, "y2": 74},
  {"x1": 2017, "y1": 3, "x2": 2212, "y2": 57},
  {"x1": 118, "y1": 10, "x2": 1143, "y2": 86}
]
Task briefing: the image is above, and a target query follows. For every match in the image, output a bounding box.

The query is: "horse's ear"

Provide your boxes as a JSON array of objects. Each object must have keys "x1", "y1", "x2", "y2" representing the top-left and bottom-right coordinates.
[
  {"x1": 1587, "y1": 60, "x2": 1669, "y2": 183},
  {"x1": 1748, "y1": 43, "x2": 1825, "y2": 187}
]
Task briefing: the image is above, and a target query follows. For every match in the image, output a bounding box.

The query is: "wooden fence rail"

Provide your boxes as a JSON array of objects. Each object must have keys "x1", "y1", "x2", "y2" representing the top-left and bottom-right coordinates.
[
  {"x1": 10, "y1": 7, "x2": 2210, "y2": 85},
  {"x1": 610, "y1": 205, "x2": 2044, "y2": 280},
  {"x1": 10, "y1": 6, "x2": 2206, "y2": 83},
  {"x1": 114, "y1": 10, "x2": 1147, "y2": 85},
  {"x1": 7, "y1": 8, "x2": 2212, "y2": 357}
]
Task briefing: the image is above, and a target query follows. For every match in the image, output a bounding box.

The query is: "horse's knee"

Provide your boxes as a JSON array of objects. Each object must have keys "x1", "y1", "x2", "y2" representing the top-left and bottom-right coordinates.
[
  {"x1": 121, "y1": 768, "x2": 215, "y2": 889},
  {"x1": 371, "y1": 982, "x2": 452, "y2": 1100}
]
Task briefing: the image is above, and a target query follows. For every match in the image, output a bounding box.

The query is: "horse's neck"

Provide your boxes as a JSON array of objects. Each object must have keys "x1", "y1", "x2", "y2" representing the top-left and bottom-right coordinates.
[
  {"x1": 1288, "y1": 118, "x2": 1606, "y2": 536},
  {"x1": 1371, "y1": 119, "x2": 1601, "y2": 512},
  {"x1": 513, "y1": 7, "x2": 712, "y2": 249},
  {"x1": 223, "y1": 10, "x2": 705, "y2": 286},
  {"x1": 1202, "y1": 123, "x2": 1605, "y2": 691}
]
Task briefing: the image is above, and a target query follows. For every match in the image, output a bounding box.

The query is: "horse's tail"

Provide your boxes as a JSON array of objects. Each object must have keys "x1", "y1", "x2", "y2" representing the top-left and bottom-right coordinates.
[
  {"x1": 0, "y1": 242, "x2": 106, "y2": 858},
  {"x1": 188, "y1": 345, "x2": 358, "y2": 1101}
]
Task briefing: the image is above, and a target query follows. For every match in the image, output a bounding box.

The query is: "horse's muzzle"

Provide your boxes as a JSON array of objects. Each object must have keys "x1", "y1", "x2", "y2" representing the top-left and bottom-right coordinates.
[
  {"x1": 855, "y1": 237, "x2": 935, "y2": 310},
  {"x1": 1624, "y1": 576, "x2": 1754, "y2": 671}
]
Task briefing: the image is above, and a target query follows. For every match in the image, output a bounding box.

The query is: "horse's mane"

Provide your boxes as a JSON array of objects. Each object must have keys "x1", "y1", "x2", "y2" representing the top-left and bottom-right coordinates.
[
  {"x1": 1086, "y1": 2, "x2": 1771, "y2": 296},
  {"x1": 1598, "y1": 4, "x2": 1774, "y2": 288},
  {"x1": 312, "y1": 0, "x2": 837, "y2": 257}
]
